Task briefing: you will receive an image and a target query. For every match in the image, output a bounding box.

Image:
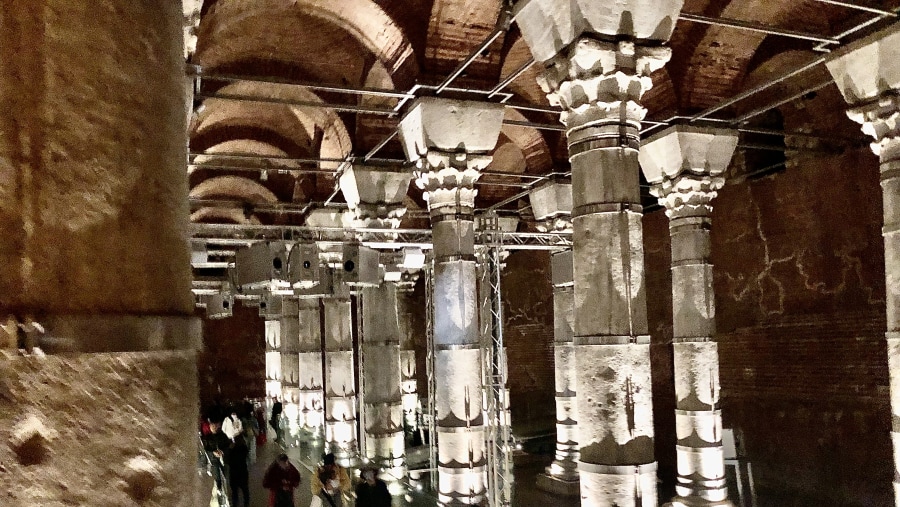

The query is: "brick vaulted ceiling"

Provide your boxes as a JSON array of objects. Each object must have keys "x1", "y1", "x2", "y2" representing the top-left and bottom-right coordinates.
[{"x1": 186, "y1": 0, "x2": 900, "y2": 227}]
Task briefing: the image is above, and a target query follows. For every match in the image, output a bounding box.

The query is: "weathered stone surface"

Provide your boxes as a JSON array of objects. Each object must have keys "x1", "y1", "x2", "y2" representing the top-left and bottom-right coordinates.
[
  {"x1": 514, "y1": 0, "x2": 685, "y2": 62},
  {"x1": 398, "y1": 98, "x2": 505, "y2": 157},
  {"x1": 639, "y1": 125, "x2": 738, "y2": 185},
  {"x1": 0, "y1": 0, "x2": 192, "y2": 315},
  {"x1": 0, "y1": 351, "x2": 198, "y2": 507},
  {"x1": 826, "y1": 23, "x2": 900, "y2": 105}
]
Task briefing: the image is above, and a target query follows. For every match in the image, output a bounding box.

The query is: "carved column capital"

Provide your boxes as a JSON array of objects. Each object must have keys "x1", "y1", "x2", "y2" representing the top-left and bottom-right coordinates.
[
  {"x1": 651, "y1": 174, "x2": 724, "y2": 219},
  {"x1": 536, "y1": 216, "x2": 573, "y2": 233},
  {"x1": 847, "y1": 95, "x2": 900, "y2": 159},
  {"x1": 413, "y1": 150, "x2": 492, "y2": 211},
  {"x1": 538, "y1": 37, "x2": 671, "y2": 124}
]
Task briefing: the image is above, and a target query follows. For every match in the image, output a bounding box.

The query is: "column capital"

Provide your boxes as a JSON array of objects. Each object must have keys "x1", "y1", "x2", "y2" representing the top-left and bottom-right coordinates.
[
  {"x1": 639, "y1": 125, "x2": 738, "y2": 218},
  {"x1": 514, "y1": 0, "x2": 684, "y2": 64},
  {"x1": 826, "y1": 23, "x2": 900, "y2": 157},
  {"x1": 537, "y1": 38, "x2": 671, "y2": 124},
  {"x1": 413, "y1": 151, "x2": 492, "y2": 211}
]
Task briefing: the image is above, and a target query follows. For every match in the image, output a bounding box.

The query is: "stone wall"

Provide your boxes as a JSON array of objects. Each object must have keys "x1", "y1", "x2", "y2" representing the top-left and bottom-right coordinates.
[{"x1": 198, "y1": 301, "x2": 266, "y2": 407}]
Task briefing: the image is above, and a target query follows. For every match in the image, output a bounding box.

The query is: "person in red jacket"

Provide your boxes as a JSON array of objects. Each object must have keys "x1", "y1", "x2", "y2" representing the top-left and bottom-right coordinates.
[{"x1": 263, "y1": 453, "x2": 302, "y2": 507}]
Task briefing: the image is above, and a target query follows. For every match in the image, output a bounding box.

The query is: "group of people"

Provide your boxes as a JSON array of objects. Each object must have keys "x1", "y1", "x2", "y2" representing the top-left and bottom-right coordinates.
[
  {"x1": 263, "y1": 452, "x2": 391, "y2": 507},
  {"x1": 202, "y1": 398, "x2": 392, "y2": 507}
]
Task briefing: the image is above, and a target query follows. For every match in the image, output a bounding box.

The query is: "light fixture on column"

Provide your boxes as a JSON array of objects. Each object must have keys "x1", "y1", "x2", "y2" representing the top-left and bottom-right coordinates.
[
  {"x1": 288, "y1": 242, "x2": 320, "y2": 289},
  {"x1": 203, "y1": 292, "x2": 233, "y2": 319},
  {"x1": 234, "y1": 241, "x2": 290, "y2": 291}
]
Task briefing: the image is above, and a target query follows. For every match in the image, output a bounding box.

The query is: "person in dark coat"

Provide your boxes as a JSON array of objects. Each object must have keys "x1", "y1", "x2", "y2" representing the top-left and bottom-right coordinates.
[
  {"x1": 202, "y1": 419, "x2": 232, "y2": 502},
  {"x1": 226, "y1": 435, "x2": 251, "y2": 507},
  {"x1": 354, "y1": 465, "x2": 391, "y2": 507},
  {"x1": 270, "y1": 399, "x2": 284, "y2": 444},
  {"x1": 263, "y1": 453, "x2": 301, "y2": 507}
]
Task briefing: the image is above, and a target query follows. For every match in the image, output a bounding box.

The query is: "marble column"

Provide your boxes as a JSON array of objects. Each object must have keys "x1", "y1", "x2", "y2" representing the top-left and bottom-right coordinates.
[
  {"x1": 265, "y1": 318, "x2": 283, "y2": 400},
  {"x1": 538, "y1": 246, "x2": 581, "y2": 494},
  {"x1": 323, "y1": 278, "x2": 358, "y2": 461},
  {"x1": 341, "y1": 163, "x2": 412, "y2": 474},
  {"x1": 362, "y1": 283, "x2": 406, "y2": 475},
  {"x1": 0, "y1": 2, "x2": 199, "y2": 505},
  {"x1": 825, "y1": 24, "x2": 900, "y2": 505},
  {"x1": 398, "y1": 277, "x2": 421, "y2": 435},
  {"x1": 281, "y1": 299, "x2": 302, "y2": 438},
  {"x1": 398, "y1": 97, "x2": 506, "y2": 506},
  {"x1": 515, "y1": 2, "x2": 684, "y2": 505},
  {"x1": 298, "y1": 297, "x2": 325, "y2": 435},
  {"x1": 640, "y1": 126, "x2": 739, "y2": 507}
]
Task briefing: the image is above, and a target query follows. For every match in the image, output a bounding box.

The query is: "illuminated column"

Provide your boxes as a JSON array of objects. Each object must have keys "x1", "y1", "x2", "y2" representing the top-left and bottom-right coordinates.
[
  {"x1": 398, "y1": 98, "x2": 506, "y2": 506},
  {"x1": 362, "y1": 283, "x2": 406, "y2": 475},
  {"x1": 398, "y1": 276, "x2": 421, "y2": 434},
  {"x1": 640, "y1": 126, "x2": 739, "y2": 507},
  {"x1": 265, "y1": 318, "x2": 283, "y2": 400},
  {"x1": 280, "y1": 299, "x2": 301, "y2": 437},
  {"x1": 341, "y1": 163, "x2": 413, "y2": 474},
  {"x1": 323, "y1": 284, "x2": 358, "y2": 460},
  {"x1": 515, "y1": 2, "x2": 684, "y2": 504},
  {"x1": 826, "y1": 25, "x2": 900, "y2": 505},
  {"x1": 298, "y1": 298, "x2": 324, "y2": 434},
  {"x1": 0, "y1": 2, "x2": 199, "y2": 504}
]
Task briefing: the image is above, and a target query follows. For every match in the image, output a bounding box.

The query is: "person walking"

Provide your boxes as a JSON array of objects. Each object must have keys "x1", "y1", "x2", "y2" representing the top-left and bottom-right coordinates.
[
  {"x1": 311, "y1": 453, "x2": 350, "y2": 507},
  {"x1": 262, "y1": 453, "x2": 301, "y2": 507},
  {"x1": 269, "y1": 399, "x2": 284, "y2": 444},
  {"x1": 223, "y1": 406, "x2": 244, "y2": 441},
  {"x1": 226, "y1": 435, "x2": 251, "y2": 507},
  {"x1": 354, "y1": 465, "x2": 391, "y2": 507},
  {"x1": 202, "y1": 419, "x2": 232, "y2": 505}
]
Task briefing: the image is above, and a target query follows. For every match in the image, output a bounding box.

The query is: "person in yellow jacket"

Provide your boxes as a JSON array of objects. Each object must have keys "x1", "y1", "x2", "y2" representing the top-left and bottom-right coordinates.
[{"x1": 310, "y1": 453, "x2": 351, "y2": 507}]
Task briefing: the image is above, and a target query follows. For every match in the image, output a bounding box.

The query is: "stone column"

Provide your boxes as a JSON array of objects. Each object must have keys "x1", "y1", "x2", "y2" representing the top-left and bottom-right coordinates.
[
  {"x1": 640, "y1": 126, "x2": 739, "y2": 507},
  {"x1": 0, "y1": 2, "x2": 199, "y2": 505},
  {"x1": 281, "y1": 299, "x2": 302, "y2": 438},
  {"x1": 398, "y1": 98, "x2": 506, "y2": 506},
  {"x1": 515, "y1": 3, "x2": 684, "y2": 505},
  {"x1": 265, "y1": 318, "x2": 283, "y2": 400},
  {"x1": 298, "y1": 297, "x2": 325, "y2": 435},
  {"x1": 397, "y1": 277, "x2": 420, "y2": 435},
  {"x1": 538, "y1": 247, "x2": 581, "y2": 495},
  {"x1": 341, "y1": 163, "x2": 412, "y2": 474},
  {"x1": 323, "y1": 279, "x2": 358, "y2": 461},
  {"x1": 825, "y1": 24, "x2": 900, "y2": 505},
  {"x1": 362, "y1": 283, "x2": 406, "y2": 475}
]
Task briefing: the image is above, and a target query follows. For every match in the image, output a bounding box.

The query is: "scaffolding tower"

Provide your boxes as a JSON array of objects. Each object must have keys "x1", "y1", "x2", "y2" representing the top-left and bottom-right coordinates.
[
  {"x1": 424, "y1": 258, "x2": 438, "y2": 489},
  {"x1": 478, "y1": 212, "x2": 513, "y2": 507}
]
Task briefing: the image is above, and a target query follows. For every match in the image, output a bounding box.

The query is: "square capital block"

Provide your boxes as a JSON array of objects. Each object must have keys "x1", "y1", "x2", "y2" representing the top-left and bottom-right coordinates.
[
  {"x1": 514, "y1": 0, "x2": 684, "y2": 62},
  {"x1": 826, "y1": 23, "x2": 900, "y2": 105},
  {"x1": 639, "y1": 125, "x2": 738, "y2": 184},
  {"x1": 529, "y1": 181, "x2": 573, "y2": 220},
  {"x1": 398, "y1": 98, "x2": 506, "y2": 161},
  {"x1": 339, "y1": 165, "x2": 413, "y2": 208}
]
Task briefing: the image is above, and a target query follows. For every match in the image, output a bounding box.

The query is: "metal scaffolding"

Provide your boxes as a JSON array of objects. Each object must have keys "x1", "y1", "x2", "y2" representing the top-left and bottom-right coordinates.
[
  {"x1": 478, "y1": 213, "x2": 513, "y2": 507},
  {"x1": 424, "y1": 258, "x2": 438, "y2": 489}
]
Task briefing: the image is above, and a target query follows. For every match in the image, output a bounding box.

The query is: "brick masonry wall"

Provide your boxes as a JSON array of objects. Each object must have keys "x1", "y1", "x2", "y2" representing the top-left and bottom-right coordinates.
[
  {"x1": 642, "y1": 143, "x2": 891, "y2": 506},
  {"x1": 198, "y1": 301, "x2": 266, "y2": 408}
]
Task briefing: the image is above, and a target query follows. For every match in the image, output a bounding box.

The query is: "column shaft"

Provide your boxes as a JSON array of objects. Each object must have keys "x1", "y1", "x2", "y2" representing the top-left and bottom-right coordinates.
[
  {"x1": 549, "y1": 252, "x2": 579, "y2": 480},
  {"x1": 668, "y1": 214, "x2": 731, "y2": 506},
  {"x1": 0, "y1": 2, "x2": 198, "y2": 505},
  {"x1": 323, "y1": 295, "x2": 358, "y2": 459},
  {"x1": 281, "y1": 300, "x2": 301, "y2": 436},
  {"x1": 362, "y1": 283, "x2": 406, "y2": 474},
  {"x1": 559, "y1": 41, "x2": 665, "y2": 507},
  {"x1": 298, "y1": 298, "x2": 324, "y2": 434},
  {"x1": 880, "y1": 137, "x2": 900, "y2": 503},
  {"x1": 265, "y1": 319, "x2": 282, "y2": 399},
  {"x1": 398, "y1": 287, "x2": 419, "y2": 433}
]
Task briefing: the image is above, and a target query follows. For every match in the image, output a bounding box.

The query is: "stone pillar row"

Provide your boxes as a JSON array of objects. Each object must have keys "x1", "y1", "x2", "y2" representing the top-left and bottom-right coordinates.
[
  {"x1": 826, "y1": 25, "x2": 900, "y2": 506},
  {"x1": 323, "y1": 289, "x2": 358, "y2": 460},
  {"x1": 280, "y1": 300, "x2": 302, "y2": 435},
  {"x1": 399, "y1": 97, "x2": 506, "y2": 506},
  {"x1": 640, "y1": 126, "x2": 739, "y2": 507},
  {"x1": 298, "y1": 298, "x2": 325, "y2": 434}
]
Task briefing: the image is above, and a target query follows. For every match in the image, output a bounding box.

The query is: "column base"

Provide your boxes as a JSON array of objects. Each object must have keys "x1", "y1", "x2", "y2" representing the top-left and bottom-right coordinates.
[
  {"x1": 665, "y1": 498, "x2": 735, "y2": 507},
  {"x1": 536, "y1": 472, "x2": 580, "y2": 496}
]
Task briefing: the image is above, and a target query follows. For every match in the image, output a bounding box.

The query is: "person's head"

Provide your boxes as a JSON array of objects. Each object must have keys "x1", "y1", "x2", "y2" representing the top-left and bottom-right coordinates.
[
  {"x1": 323, "y1": 453, "x2": 335, "y2": 467},
  {"x1": 361, "y1": 467, "x2": 378, "y2": 485},
  {"x1": 208, "y1": 420, "x2": 221, "y2": 433},
  {"x1": 277, "y1": 453, "x2": 290, "y2": 469}
]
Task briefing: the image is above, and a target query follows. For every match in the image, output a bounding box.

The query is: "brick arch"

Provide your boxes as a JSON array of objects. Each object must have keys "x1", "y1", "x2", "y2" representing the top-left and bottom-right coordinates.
[
  {"x1": 190, "y1": 206, "x2": 262, "y2": 224},
  {"x1": 193, "y1": 82, "x2": 352, "y2": 171},
  {"x1": 197, "y1": 0, "x2": 418, "y2": 87},
  {"x1": 190, "y1": 175, "x2": 279, "y2": 204},
  {"x1": 676, "y1": 0, "x2": 834, "y2": 112}
]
